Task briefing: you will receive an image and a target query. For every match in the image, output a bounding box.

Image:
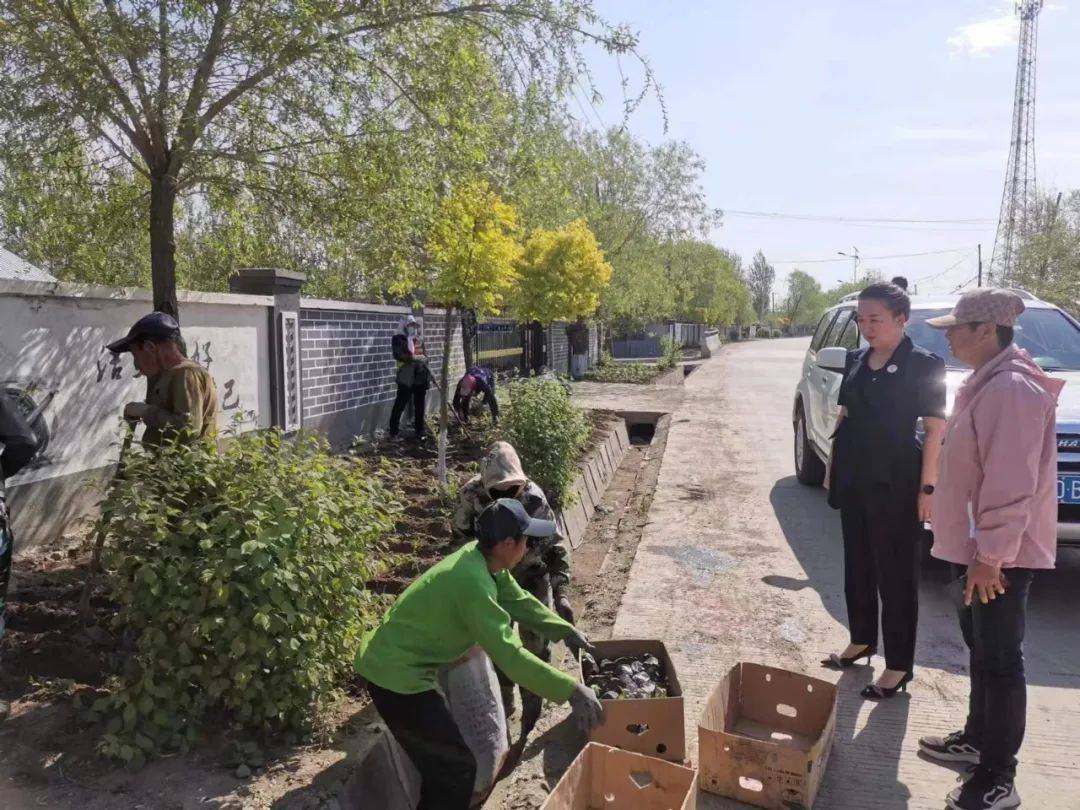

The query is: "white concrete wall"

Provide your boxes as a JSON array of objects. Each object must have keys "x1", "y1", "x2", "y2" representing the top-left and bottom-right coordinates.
[{"x1": 0, "y1": 279, "x2": 272, "y2": 487}]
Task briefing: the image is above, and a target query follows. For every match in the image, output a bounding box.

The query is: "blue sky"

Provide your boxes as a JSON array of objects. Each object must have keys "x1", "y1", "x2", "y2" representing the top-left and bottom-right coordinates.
[{"x1": 585, "y1": 1, "x2": 1080, "y2": 297}]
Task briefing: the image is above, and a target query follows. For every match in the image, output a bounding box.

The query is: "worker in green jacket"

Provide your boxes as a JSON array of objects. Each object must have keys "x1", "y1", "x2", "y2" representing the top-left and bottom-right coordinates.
[{"x1": 355, "y1": 498, "x2": 603, "y2": 810}]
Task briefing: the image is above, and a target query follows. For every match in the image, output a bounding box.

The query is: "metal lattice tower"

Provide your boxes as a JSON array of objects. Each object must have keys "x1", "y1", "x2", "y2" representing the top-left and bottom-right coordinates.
[{"x1": 990, "y1": 0, "x2": 1044, "y2": 286}]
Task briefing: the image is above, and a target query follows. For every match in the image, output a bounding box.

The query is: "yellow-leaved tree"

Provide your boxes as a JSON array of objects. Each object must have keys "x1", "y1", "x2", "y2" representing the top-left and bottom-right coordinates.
[
  {"x1": 427, "y1": 178, "x2": 523, "y2": 482},
  {"x1": 514, "y1": 218, "x2": 613, "y2": 324}
]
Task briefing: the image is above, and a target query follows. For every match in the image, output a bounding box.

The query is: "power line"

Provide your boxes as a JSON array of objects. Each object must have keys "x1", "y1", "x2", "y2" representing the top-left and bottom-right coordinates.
[
  {"x1": 951, "y1": 275, "x2": 980, "y2": 293},
  {"x1": 911, "y1": 252, "x2": 975, "y2": 284},
  {"x1": 723, "y1": 208, "x2": 995, "y2": 225},
  {"x1": 772, "y1": 247, "x2": 973, "y2": 265}
]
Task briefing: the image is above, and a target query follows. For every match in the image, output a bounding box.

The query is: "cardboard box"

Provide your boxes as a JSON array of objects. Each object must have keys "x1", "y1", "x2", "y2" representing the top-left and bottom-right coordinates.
[
  {"x1": 541, "y1": 743, "x2": 698, "y2": 810},
  {"x1": 580, "y1": 639, "x2": 685, "y2": 762},
  {"x1": 698, "y1": 663, "x2": 837, "y2": 809}
]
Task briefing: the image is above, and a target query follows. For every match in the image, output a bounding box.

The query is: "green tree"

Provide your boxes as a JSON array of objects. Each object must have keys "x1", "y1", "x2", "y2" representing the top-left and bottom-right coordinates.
[
  {"x1": 783, "y1": 270, "x2": 825, "y2": 328},
  {"x1": 0, "y1": 1, "x2": 649, "y2": 316},
  {"x1": 514, "y1": 218, "x2": 612, "y2": 324},
  {"x1": 746, "y1": 250, "x2": 775, "y2": 318},
  {"x1": 664, "y1": 240, "x2": 749, "y2": 326},
  {"x1": 1016, "y1": 190, "x2": 1080, "y2": 309},
  {"x1": 426, "y1": 178, "x2": 522, "y2": 482}
]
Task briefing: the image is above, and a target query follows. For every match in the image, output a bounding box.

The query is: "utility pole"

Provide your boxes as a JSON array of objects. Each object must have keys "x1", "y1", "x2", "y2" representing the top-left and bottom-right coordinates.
[
  {"x1": 978, "y1": 243, "x2": 983, "y2": 287},
  {"x1": 838, "y1": 247, "x2": 860, "y2": 283}
]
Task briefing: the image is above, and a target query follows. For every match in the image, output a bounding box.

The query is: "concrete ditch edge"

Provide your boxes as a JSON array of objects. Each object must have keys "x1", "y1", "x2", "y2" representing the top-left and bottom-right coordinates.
[{"x1": 557, "y1": 417, "x2": 631, "y2": 549}]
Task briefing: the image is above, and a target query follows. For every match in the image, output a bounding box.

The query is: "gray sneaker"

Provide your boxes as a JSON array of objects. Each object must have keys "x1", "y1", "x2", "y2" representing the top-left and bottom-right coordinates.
[
  {"x1": 920, "y1": 730, "x2": 981, "y2": 765},
  {"x1": 947, "y1": 767, "x2": 1020, "y2": 810}
]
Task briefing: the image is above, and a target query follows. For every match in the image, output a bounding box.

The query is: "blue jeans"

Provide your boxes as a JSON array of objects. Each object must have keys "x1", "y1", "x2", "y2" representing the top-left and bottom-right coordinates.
[{"x1": 953, "y1": 564, "x2": 1035, "y2": 778}]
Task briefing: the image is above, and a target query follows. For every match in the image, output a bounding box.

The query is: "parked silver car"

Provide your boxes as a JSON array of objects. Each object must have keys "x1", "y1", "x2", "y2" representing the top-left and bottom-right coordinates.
[{"x1": 792, "y1": 291, "x2": 1080, "y2": 546}]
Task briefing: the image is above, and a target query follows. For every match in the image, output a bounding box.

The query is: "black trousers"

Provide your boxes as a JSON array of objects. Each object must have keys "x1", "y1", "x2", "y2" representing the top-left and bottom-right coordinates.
[
  {"x1": 953, "y1": 564, "x2": 1034, "y2": 779},
  {"x1": 389, "y1": 383, "x2": 428, "y2": 438},
  {"x1": 838, "y1": 482, "x2": 922, "y2": 671},
  {"x1": 368, "y1": 683, "x2": 476, "y2": 810}
]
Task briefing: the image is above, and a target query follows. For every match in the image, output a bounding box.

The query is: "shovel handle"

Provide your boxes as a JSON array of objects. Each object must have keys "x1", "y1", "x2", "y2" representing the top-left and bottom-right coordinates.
[{"x1": 78, "y1": 420, "x2": 136, "y2": 623}]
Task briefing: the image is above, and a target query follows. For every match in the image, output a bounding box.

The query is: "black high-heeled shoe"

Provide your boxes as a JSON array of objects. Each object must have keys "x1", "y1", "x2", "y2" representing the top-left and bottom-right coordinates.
[
  {"x1": 861, "y1": 670, "x2": 914, "y2": 700},
  {"x1": 820, "y1": 645, "x2": 876, "y2": 670}
]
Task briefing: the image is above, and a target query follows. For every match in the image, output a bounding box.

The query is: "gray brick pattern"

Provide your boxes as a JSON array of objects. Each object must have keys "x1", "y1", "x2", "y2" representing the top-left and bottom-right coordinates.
[
  {"x1": 300, "y1": 309, "x2": 404, "y2": 419},
  {"x1": 421, "y1": 311, "x2": 466, "y2": 388},
  {"x1": 549, "y1": 321, "x2": 569, "y2": 375},
  {"x1": 300, "y1": 307, "x2": 464, "y2": 420}
]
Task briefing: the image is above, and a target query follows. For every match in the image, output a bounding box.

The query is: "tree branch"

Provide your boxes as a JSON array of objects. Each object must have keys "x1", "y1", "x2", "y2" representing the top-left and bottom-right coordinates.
[
  {"x1": 157, "y1": 0, "x2": 170, "y2": 144},
  {"x1": 186, "y1": 4, "x2": 618, "y2": 153},
  {"x1": 174, "y1": 0, "x2": 232, "y2": 170},
  {"x1": 55, "y1": 0, "x2": 154, "y2": 159},
  {"x1": 102, "y1": 0, "x2": 157, "y2": 145}
]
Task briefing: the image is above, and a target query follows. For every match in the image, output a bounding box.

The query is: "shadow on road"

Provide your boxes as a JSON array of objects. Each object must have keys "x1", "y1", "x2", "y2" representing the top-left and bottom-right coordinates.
[{"x1": 767, "y1": 474, "x2": 1080, "y2": 690}]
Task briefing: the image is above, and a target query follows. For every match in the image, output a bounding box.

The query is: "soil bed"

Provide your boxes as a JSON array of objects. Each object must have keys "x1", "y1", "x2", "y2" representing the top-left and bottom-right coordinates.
[{"x1": 0, "y1": 409, "x2": 619, "y2": 810}]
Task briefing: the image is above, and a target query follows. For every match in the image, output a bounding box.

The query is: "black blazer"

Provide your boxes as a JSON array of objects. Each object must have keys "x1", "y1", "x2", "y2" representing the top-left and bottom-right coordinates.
[{"x1": 828, "y1": 336, "x2": 946, "y2": 507}]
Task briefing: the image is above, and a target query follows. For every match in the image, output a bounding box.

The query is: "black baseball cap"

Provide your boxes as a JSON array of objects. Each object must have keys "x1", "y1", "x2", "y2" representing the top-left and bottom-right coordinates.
[
  {"x1": 106, "y1": 312, "x2": 182, "y2": 353},
  {"x1": 477, "y1": 498, "x2": 556, "y2": 543}
]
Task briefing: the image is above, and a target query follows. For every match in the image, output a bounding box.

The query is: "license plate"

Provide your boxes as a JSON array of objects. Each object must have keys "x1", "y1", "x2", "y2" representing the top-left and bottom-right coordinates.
[{"x1": 1058, "y1": 474, "x2": 1080, "y2": 503}]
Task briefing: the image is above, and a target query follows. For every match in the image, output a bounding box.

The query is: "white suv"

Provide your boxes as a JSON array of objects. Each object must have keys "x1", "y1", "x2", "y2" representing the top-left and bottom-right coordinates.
[{"x1": 792, "y1": 292, "x2": 1080, "y2": 546}]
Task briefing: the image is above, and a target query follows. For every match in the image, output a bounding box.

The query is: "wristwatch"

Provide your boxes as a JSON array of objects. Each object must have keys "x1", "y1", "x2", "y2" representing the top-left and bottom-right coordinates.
[{"x1": 921, "y1": 484, "x2": 936, "y2": 495}]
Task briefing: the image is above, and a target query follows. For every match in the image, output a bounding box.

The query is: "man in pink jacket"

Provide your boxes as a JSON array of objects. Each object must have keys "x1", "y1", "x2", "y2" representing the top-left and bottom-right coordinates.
[{"x1": 917, "y1": 289, "x2": 1063, "y2": 810}]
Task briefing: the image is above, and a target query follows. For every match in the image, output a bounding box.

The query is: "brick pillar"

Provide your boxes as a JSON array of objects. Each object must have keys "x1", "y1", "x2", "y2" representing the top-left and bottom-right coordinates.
[{"x1": 229, "y1": 268, "x2": 307, "y2": 433}]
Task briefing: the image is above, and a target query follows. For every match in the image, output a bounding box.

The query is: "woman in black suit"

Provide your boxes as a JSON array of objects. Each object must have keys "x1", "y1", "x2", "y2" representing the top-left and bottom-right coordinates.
[{"x1": 823, "y1": 282, "x2": 947, "y2": 699}]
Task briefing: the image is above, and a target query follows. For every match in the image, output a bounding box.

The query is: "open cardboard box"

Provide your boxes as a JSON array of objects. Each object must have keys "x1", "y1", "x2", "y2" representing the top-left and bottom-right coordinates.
[
  {"x1": 541, "y1": 743, "x2": 698, "y2": 810},
  {"x1": 579, "y1": 639, "x2": 685, "y2": 762},
  {"x1": 698, "y1": 663, "x2": 837, "y2": 809}
]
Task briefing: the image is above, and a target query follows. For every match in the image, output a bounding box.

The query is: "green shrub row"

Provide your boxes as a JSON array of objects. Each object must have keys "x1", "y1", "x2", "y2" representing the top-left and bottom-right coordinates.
[
  {"x1": 90, "y1": 430, "x2": 398, "y2": 765},
  {"x1": 501, "y1": 377, "x2": 591, "y2": 505}
]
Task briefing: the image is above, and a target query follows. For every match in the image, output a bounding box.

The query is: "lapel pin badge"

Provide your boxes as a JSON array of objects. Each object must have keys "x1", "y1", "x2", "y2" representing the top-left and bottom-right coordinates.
[{"x1": 887, "y1": 364, "x2": 898, "y2": 373}]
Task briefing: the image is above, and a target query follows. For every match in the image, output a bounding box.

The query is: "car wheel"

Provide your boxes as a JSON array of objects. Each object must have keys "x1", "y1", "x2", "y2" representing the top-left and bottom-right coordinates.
[{"x1": 795, "y1": 407, "x2": 826, "y2": 486}]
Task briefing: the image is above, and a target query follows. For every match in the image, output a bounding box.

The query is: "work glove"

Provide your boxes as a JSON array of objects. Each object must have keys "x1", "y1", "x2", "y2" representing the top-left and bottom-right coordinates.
[
  {"x1": 563, "y1": 627, "x2": 596, "y2": 659},
  {"x1": 554, "y1": 595, "x2": 575, "y2": 625},
  {"x1": 569, "y1": 682, "x2": 605, "y2": 733}
]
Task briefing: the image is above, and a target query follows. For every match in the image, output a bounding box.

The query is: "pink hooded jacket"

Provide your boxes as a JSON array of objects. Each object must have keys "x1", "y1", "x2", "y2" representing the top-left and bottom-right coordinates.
[{"x1": 932, "y1": 344, "x2": 1064, "y2": 569}]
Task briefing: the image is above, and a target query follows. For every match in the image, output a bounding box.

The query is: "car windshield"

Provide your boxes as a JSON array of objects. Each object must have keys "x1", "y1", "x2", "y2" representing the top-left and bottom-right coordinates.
[{"x1": 907, "y1": 307, "x2": 1080, "y2": 371}]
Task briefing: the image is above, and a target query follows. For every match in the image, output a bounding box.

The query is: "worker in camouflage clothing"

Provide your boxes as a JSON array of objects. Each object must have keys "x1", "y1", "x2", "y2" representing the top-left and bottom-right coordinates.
[
  {"x1": 106, "y1": 312, "x2": 219, "y2": 447},
  {"x1": 452, "y1": 441, "x2": 572, "y2": 732}
]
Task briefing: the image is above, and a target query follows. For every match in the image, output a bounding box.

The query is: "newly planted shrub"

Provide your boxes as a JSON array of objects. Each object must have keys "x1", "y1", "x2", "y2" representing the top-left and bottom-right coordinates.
[
  {"x1": 91, "y1": 430, "x2": 398, "y2": 764},
  {"x1": 502, "y1": 377, "x2": 590, "y2": 504},
  {"x1": 657, "y1": 336, "x2": 681, "y2": 370}
]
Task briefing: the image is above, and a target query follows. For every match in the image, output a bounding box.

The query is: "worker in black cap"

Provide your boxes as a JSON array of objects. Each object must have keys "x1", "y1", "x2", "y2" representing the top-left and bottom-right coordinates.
[{"x1": 107, "y1": 312, "x2": 219, "y2": 447}]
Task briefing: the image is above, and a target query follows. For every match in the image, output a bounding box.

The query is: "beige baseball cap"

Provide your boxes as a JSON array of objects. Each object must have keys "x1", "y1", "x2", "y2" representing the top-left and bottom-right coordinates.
[{"x1": 926, "y1": 288, "x2": 1025, "y2": 329}]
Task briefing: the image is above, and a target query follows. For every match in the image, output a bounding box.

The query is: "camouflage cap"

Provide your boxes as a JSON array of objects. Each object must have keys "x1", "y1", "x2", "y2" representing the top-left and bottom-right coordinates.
[{"x1": 926, "y1": 288, "x2": 1025, "y2": 329}]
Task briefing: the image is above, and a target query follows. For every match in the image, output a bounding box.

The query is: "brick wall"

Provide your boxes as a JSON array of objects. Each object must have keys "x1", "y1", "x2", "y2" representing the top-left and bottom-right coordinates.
[
  {"x1": 419, "y1": 309, "x2": 466, "y2": 390},
  {"x1": 300, "y1": 307, "x2": 405, "y2": 420},
  {"x1": 549, "y1": 321, "x2": 569, "y2": 375},
  {"x1": 588, "y1": 322, "x2": 601, "y2": 367}
]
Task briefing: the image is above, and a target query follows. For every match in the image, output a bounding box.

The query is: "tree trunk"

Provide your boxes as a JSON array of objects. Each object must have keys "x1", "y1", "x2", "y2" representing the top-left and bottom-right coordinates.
[
  {"x1": 436, "y1": 305, "x2": 455, "y2": 487},
  {"x1": 149, "y1": 171, "x2": 180, "y2": 320},
  {"x1": 461, "y1": 308, "x2": 477, "y2": 369}
]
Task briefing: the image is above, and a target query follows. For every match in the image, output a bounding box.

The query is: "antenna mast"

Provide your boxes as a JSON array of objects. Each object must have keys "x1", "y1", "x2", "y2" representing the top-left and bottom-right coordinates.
[{"x1": 989, "y1": 0, "x2": 1044, "y2": 287}]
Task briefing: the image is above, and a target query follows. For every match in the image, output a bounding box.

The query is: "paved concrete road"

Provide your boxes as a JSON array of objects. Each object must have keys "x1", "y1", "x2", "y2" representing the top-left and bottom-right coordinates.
[{"x1": 613, "y1": 338, "x2": 1080, "y2": 809}]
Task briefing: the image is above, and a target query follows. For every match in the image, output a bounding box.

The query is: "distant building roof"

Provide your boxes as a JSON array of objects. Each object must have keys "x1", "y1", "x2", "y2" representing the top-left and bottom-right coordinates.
[{"x1": 0, "y1": 246, "x2": 57, "y2": 282}]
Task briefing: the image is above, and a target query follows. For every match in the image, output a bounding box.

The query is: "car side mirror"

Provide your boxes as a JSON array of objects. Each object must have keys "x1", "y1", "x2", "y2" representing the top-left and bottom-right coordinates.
[{"x1": 815, "y1": 346, "x2": 848, "y2": 372}]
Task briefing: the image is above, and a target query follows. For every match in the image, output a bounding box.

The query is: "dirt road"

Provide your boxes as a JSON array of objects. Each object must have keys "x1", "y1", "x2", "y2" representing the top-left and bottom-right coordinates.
[{"x1": 614, "y1": 338, "x2": 1080, "y2": 809}]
